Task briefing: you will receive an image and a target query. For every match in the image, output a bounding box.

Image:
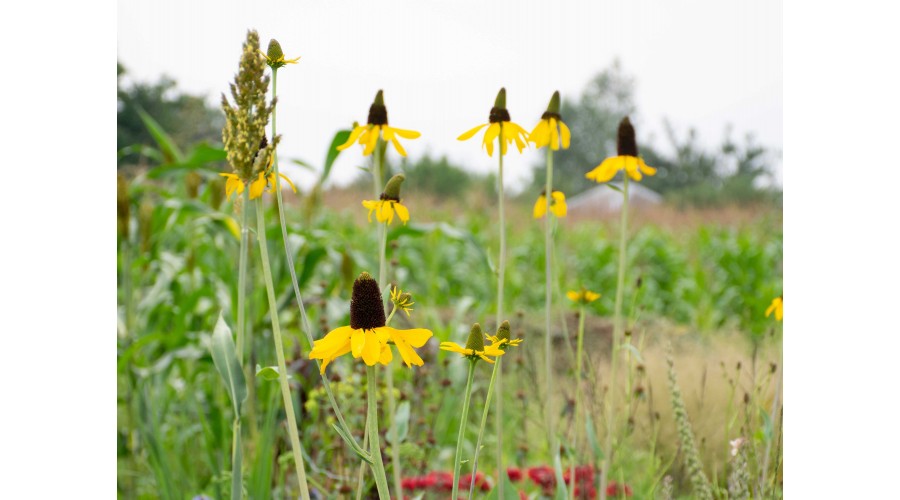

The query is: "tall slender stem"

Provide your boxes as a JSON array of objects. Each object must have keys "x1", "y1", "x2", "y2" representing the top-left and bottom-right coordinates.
[
  {"x1": 600, "y1": 175, "x2": 629, "y2": 500},
  {"x1": 367, "y1": 365, "x2": 391, "y2": 499},
  {"x1": 544, "y1": 147, "x2": 555, "y2": 445},
  {"x1": 267, "y1": 66, "x2": 363, "y2": 459},
  {"x1": 571, "y1": 305, "x2": 586, "y2": 500},
  {"x1": 255, "y1": 199, "x2": 311, "y2": 500},
  {"x1": 452, "y1": 361, "x2": 477, "y2": 499},
  {"x1": 230, "y1": 419, "x2": 242, "y2": 500},
  {"x1": 237, "y1": 188, "x2": 250, "y2": 362},
  {"x1": 469, "y1": 357, "x2": 500, "y2": 499},
  {"x1": 495, "y1": 128, "x2": 506, "y2": 498}
]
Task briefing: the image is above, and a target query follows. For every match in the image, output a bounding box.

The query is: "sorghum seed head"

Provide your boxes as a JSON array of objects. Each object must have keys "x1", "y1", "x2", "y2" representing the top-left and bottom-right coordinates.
[{"x1": 350, "y1": 272, "x2": 386, "y2": 330}]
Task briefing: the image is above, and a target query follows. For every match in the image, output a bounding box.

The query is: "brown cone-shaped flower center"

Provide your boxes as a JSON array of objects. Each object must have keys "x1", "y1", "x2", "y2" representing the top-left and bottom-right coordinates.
[
  {"x1": 368, "y1": 104, "x2": 388, "y2": 126},
  {"x1": 496, "y1": 320, "x2": 511, "y2": 342},
  {"x1": 617, "y1": 117, "x2": 638, "y2": 157},
  {"x1": 350, "y1": 272, "x2": 386, "y2": 330}
]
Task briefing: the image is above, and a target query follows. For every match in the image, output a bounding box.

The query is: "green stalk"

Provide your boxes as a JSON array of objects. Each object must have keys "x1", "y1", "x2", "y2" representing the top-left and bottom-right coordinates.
[
  {"x1": 495, "y1": 126, "x2": 506, "y2": 499},
  {"x1": 367, "y1": 365, "x2": 392, "y2": 499},
  {"x1": 600, "y1": 175, "x2": 629, "y2": 500},
  {"x1": 237, "y1": 188, "x2": 250, "y2": 362},
  {"x1": 254, "y1": 199, "x2": 311, "y2": 500},
  {"x1": 452, "y1": 361, "x2": 477, "y2": 499},
  {"x1": 571, "y1": 305, "x2": 586, "y2": 500},
  {"x1": 267, "y1": 67, "x2": 363, "y2": 458},
  {"x1": 468, "y1": 354, "x2": 501, "y2": 499},
  {"x1": 544, "y1": 147, "x2": 555, "y2": 446},
  {"x1": 230, "y1": 419, "x2": 243, "y2": 500}
]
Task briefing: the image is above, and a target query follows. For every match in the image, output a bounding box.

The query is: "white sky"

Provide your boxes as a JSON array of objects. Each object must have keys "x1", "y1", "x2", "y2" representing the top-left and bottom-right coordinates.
[{"x1": 117, "y1": 0, "x2": 782, "y2": 190}]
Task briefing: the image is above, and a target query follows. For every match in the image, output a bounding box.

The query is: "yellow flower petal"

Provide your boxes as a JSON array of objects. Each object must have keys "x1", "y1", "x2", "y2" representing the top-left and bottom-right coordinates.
[
  {"x1": 278, "y1": 173, "x2": 297, "y2": 193},
  {"x1": 550, "y1": 118, "x2": 560, "y2": 151},
  {"x1": 389, "y1": 127, "x2": 421, "y2": 139},
  {"x1": 360, "y1": 331, "x2": 382, "y2": 366},
  {"x1": 458, "y1": 123, "x2": 488, "y2": 141},
  {"x1": 559, "y1": 120, "x2": 571, "y2": 149},
  {"x1": 550, "y1": 191, "x2": 567, "y2": 218},
  {"x1": 337, "y1": 125, "x2": 366, "y2": 151},
  {"x1": 566, "y1": 291, "x2": 581, "y2": 302},
  {"x1": 377, "y1": 200, "x2": 394, "y2": 224},
  {"x1": 249, "y1": 172, "x2": 267, "y2": 199},
  {"x1": 439, "y1": 342, "x2": 470, "y2": 356},
  {"x1": 529, "y1": 120, "x2": 550, "y2": 148},
  {"x1": 309, "y1": 326, "x2": 354, "y2": 374},
  {"x1": 637, "y1": 158, "x2": 657, "y2": 176},
  {"x1": 379, "y1": 343, "x2": 393, "y2": 365},
  {"x1": 586, "y1": 156, "x2": 624, "y2": 183},
  {"x1": 533, "y1": 195, "x2": 548, "y2": 219},
  {"x1": 586, "y1": 291, "x2": 601, "y2": 302},
  {"x1": 362, "y1": 200, "x2": 380, "y2": 222},
  {"x1": 362, "y1": 125, "x2": 380, "y2": 156},
  {"x1": 393, "y1": 202, "x2": 410, "y2": 224}
]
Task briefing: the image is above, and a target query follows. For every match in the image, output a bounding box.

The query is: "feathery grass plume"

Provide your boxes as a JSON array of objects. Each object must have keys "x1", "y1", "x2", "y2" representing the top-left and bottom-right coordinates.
[
  {"x1": 659, "y1": 475, "x2": 674, "y2": 500},
  {"x1": 221, "y1": 30, "x2": 275, "y2": 182},
  {"x1": 728, "y1": 439, "x2": 751, "y2": 500},
  {"x1": 665, "y1": 344, "x2": 713, "y2": 500},
  {"x1": 117, "y1": 174, "x2": 130, "y2": 237}
]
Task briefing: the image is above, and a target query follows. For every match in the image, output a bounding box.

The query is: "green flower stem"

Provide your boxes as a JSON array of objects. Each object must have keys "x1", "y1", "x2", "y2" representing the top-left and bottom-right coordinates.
[
  {"x1": 468, "y1": 356, "x2": 500, "y2": 499},
  {"x1": 495, "y1": 127, "x2": 507, "y2": 499},
  {"x1": 367, "y1": 365, "x2": 391, "y2": 499},
  {"x1": 544, "y1": 147, "x2": 555, "y2": 446},
  {"x1": 237, "y1": 188, "x2": 250, "y2": 362},
  {"x1": 267, "y1": 67, "x2": 363, "y2": 457},
  {"x1": 452, "y1": 360, "x2": 477, "y2": 499},
  {"x1": 254, "y1": 199, "x2": 311, "y2": 500},
  {"x1": 230, "y1": 418, "x2": 242, "y2": 500},
  {"x1": 570, "y1": 305, "x2": 586, "y2": 500},
  {"x1": 600, "y1": 175, "x2": 630, "y2": 500}
]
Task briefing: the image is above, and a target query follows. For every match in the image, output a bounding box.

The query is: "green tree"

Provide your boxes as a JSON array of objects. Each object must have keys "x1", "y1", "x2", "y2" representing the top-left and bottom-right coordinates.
[{"x1": 117, "y1": 62, "x2": 224, "y2": 166}]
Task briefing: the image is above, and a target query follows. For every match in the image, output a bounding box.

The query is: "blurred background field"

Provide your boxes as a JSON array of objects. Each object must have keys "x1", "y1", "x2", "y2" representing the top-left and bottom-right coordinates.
[{"x1": 117, "y1": 49, "x2": 782, "y2": 498}]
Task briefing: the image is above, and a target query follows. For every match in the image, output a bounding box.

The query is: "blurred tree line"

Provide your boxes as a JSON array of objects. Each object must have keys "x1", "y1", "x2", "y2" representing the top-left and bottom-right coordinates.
[
  {"x1": 117, "y1": 60, "x2": 780, "y2": 207},
  {"x1": 117, "y1": 62, "x2": 223, "y2": 166}
]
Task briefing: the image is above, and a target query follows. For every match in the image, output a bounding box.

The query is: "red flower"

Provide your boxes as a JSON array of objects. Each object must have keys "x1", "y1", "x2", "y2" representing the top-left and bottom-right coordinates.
[
  {"x1": 460, "y1": 472, "x2": 488, "y2": 490},
  {"x1": 606, "y1": 481, "x2": 633, "y2": 497},
  {"x1": 401, "y1": 477, "x2": 418, "y2": 490},
  {"x1": 507, "y1": 466, "x2": 523, "y2": 482}
]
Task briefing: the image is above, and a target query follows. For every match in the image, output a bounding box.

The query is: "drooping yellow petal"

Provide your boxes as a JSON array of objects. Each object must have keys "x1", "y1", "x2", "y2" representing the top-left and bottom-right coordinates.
[
  {"x1": 585, "y1": 156, "x2": 625, "y2": 183},
  {"x1": 377, "y1": 200, "x2": 395, "y2": 224},
  {"x1": 337, "y1": 125, "x2": 367, "y2": 151},
  {"x1": 362, "y1": 200, "x2": 381, "y2": 222},
  {"x1": 458, "y1": 123, "x2": 488, "y2": 141},
  {"x1": 624, "y1": 156, "x2": 643, "y2": 181},
  {"x1": 249, "y1": 172, "x2": 267, "y2": 199},
  {"x1": 383, "y1": 127, "x2": 408, "y2": 157},
  {"x1": 360, "y1": 331, "x2": 382, "y2": 366},
  {"x1": 559, "y1": 120, "x2": 571, "y2": 149},
  {"x1": 439, "y1": 342, "x2": 471, "y2": 356},
  {"x1": 585, "y1": 291, "x2": 601, "y2": 302},
  {"x1": 529, "y1": 120, "x2": 550, "y2": 149},
  {"x1": 278, "y1": 173, "x2": 298, "y2": 193},
  {"x1": 379, "y1": 343, "x2": 393, "y2": 365},
  {"x1": 550, "y1": 191, "x2": 567, "y2": 218},
  {"x1": 566, "y1": 291, "x2": 581, "y2": 302},
  {"x1": 637, "y1": 158, "x2": 657, "y2": 176},
  {"x1": 533, "y1": 195, "x2": 548, "y2": 219},
  {"x1": 362, "y1": 125, "x2": 380, "y2": 156},
  {"x1": 351, "y1": 329, "x2": 366, "y2": 358},
  {"x1": 393, "y1": 202, "x2": 410, "y2": 224},
  {"x1": 483, "y1": 122, "x2": 501, "y2": 156},
  {"x1": 309, "y1": 326, "x2": 355, "y2": 374},
  {"x1": 284, "y1": 56, "x2": 301, "y2": 64},
  {"x1": 549, "y1": 118, "x2": 560, "y2": 151},
  {"x1": 389, "y1": 127, "x2": 421, "y2": 139}
]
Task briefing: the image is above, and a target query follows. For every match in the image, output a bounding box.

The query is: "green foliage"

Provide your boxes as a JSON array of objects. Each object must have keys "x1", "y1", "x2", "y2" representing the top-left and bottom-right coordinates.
[{"x1": 399, "y1": 153, "x2": 474, "y2": 199}]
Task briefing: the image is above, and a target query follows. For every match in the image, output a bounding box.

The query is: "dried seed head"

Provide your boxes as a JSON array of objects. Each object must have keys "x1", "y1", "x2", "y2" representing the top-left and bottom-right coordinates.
[
  {"x1": 367, "y1": 90, "x2": 388, "y2": 125},
  {"x1": 381, "y1": 174, "x2": 405, "y2": 201},
  {"x1": 350, "y1": 272, "x2": 386, "y2": 330},
  {"x1": 616, "y1": 116, "x2": 638, "y2": 157},
  {"x1": 117, "y1": 174, "x2": 130, "y2": 236},
  {"x1": 496, "y1": 320, "x2": 511, "y2": 342},
  {"x1": 465, "y1": 323, "x2": 485, "y2": 352}
]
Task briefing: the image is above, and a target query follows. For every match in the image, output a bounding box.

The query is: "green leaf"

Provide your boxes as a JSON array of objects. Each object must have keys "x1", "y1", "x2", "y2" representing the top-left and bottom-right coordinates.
[
  {"x1": 387, "y1": 401, "x2": 410, "y2": 445},
  {"x1": 136, "y1": 106, "x2": 184, "y2": 164},
  {"x1": 553, "y1": 451, "x2": 569, "y2": 499},
  {"x1": 331, "y1": 423, "x2": 373, "y2": 464},
  {"x1": 255, "y1": 365, "x2": 286, "y2": 381},
  {"x1": 209, "y1": 313, "x2": 247, "y2": 415},
  {"x1": 118, "y1": 144, "x2": 163, "y2": 163},
  {"x1": 289, "y1": 158, "x2": 316, "y2": 171},
  {"x1": 147, "y1": 143, "x2": 227, "y2": 178},
  {"x1": 321, "y1": 129, "x2": 351, "y2": 184},
  {"x1": 297, "y1": 247, "x2": 327, "y2": 289},
  {"x1": 585, "y1": 412, "x2": 604, "y2": 461},
  {"x1": 618, "y1": 343, "x2": 644, "y2": 363},
  {"x1": 606, "y1": 183, "x2": 624, "y2": 194}
]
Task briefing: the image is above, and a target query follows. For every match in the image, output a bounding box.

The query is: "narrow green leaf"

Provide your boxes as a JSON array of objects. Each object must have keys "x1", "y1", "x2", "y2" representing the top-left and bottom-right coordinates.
[
  {"x1": 619, "y1": 343, "x2": 644, "y2": 363},
  {"x1": 297, "y1": 247, "x2": 327, "y2": 289},
  {"x1": 147, "y1": 143, "x2": 227, "y2": 178},
  {"x1": 136, "y1": 106, "x2": 184, "y2": 163},
  {"x1": 585, "y1": 412, "x2": 604, "y2": 461},
  {"x1": 209, "y1": 313, "x2": 247, "y2": 415},
  {"x1": 289, "y1": 158, "x2": 316, "y2": 171},
  {"x1": 387, "y1": 401, "x2": 410, "y2": 445},
  {"x1": 606, "y1": 183, "x2": 624, "y2": 194},
  {"x1": 255, "y1": 365, "x2": 285, "y2": 381},
  {"x1": 553, "y1": 451, "x2": 569, "y2": 499},
  {"x1": 321, "y1": 129, "x2": 352, "y2": 184},
  {"x1": 331, "y1": 423, "x2": 373, "y2": 464}
]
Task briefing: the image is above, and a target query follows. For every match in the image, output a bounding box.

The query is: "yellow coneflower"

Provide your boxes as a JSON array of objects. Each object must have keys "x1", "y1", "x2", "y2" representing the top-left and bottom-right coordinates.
[
  {"x1": 765, "y1": 295, "x2": 783, "y2": 321},
  {"x1": 309, "y1": 273, "x2": 432, "y2": 374},
  {"x1": 528, "y1": 91, "x2": 570, "y2": 151},
  {"x1": 390, "y1": 285, "x2": 415, "y2": 317},
  {"x1": 440, "y1": 323, "x2": 506, "y2": 364},
  {"x1": 485, "y1": 320, "x2": 523, "y2": 350},
  {"x1": 458, "y1": 88, "x2": 529, "y2": 157},
  {"x1": 567, "y1": 288, "x2": 601, "y2": 305},
  {"x1": 337, "y1": 90, "x2": 420, "y2": 157},
  {"x1": 362, "y1": 174, "x2": 410, "y2": 225},
  {"x1": 260, "y1": 39, "x2": 300, "y2": 69},
  {"x1": 533, "y1": 190, "x2": 568, "y2": 219},
  {"x1": 585, "y1": 117, "x2": 657, "y2": 183}
]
